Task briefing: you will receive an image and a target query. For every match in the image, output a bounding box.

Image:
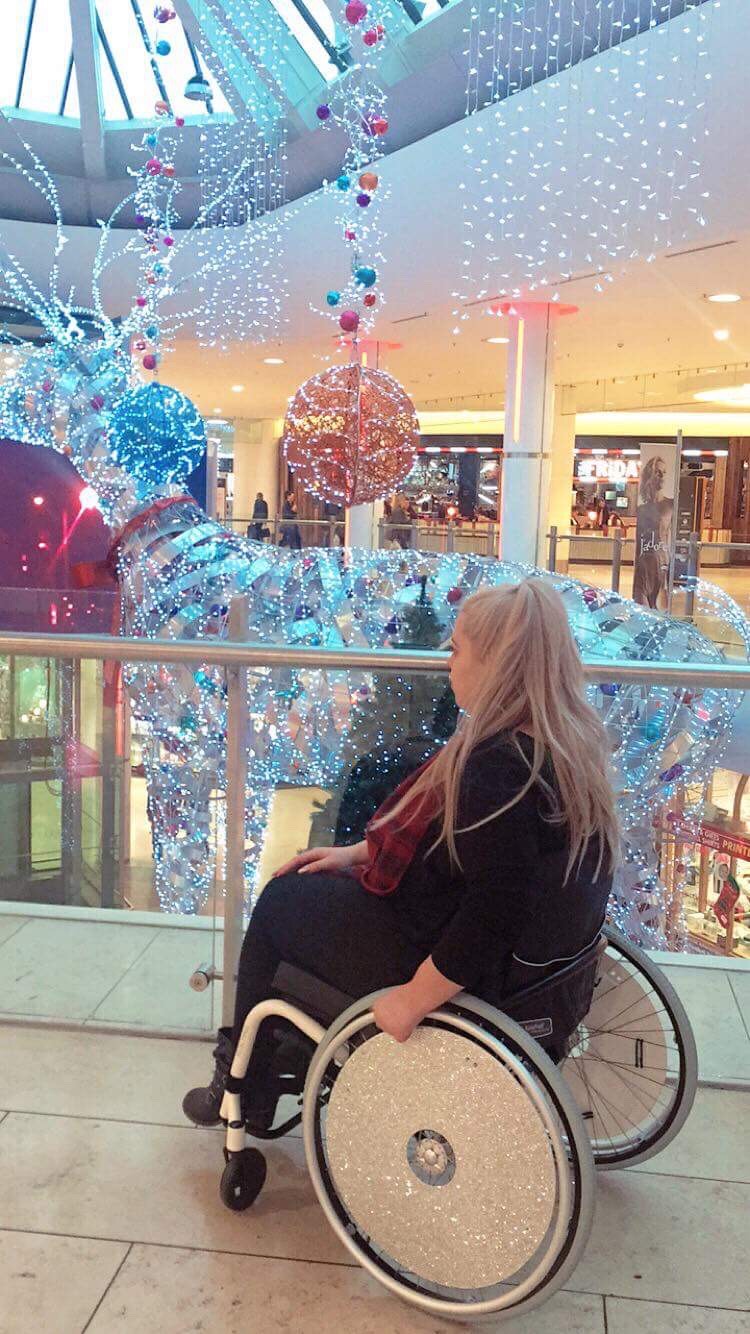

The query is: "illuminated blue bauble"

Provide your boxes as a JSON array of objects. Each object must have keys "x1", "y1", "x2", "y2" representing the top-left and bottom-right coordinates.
[
  {"x1": 354, "y1": 265, "x2": 377, "y2": 288},
  {"x1": 108, "y1": 382, "x2": 206, "y2": 491},
  {"x1": 326, "y1": 290, "x2": 341, "y2": 306}
]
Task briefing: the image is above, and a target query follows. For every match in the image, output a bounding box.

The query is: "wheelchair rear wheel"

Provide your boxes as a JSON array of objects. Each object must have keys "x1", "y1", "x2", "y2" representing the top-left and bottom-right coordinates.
[
  {"x1": 561, "y1": 924, "x2": 698, "y2": 1169},
  {"x1": 303, "y1": 999, "x2": 595, "y2": 1322}
]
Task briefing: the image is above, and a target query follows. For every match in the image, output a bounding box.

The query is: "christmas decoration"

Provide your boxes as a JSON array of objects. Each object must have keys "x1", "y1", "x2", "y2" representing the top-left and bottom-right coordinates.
[
  {"x1": 108, "y1": 383, "x2": 206, "y2": 497},
  {"x1": 454, "y1": 0, "x2": 720, "y2": 322},
  {"x1": 281, "y1": 362, "x2": 419, "y2": 507}
]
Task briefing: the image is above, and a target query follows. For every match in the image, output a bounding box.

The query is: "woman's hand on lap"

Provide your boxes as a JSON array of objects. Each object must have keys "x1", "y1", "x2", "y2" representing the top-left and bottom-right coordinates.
[{"x1": 273, "y1": 843, "x2": 365, "y2": 878}]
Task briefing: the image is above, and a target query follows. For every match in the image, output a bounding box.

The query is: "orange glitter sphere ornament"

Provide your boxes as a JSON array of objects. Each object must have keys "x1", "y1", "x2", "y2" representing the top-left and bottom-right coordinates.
[
  {"x1": 358, "y1": 171, "x2": 379, "y2": 192},
  {"x1": 282, "y1": 363, "x2": 418, "y2": 507}
]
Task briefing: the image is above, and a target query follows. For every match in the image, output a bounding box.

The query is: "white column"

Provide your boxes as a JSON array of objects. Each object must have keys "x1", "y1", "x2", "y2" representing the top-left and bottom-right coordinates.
[
  {"x1": 546, "y1": 405, "x2": 577, "y2": 572},
  {"x1": 345, "y1": 503, "x2": 376, "y2": 548},
  {"x1": 232, "y1": 418, "x2": 281, "y2": 527},
  {"x1": 498, "y1": 302, "x2": 574, "y2": 567}
]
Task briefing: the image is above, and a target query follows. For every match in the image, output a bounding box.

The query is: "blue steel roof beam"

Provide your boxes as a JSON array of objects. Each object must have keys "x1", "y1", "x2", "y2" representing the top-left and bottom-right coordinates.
[
  {"x1": 58, "y1": 48, "x2": 75, "y2": 117},
  {"x1": 14, "y1": 0, "x2": 38, "y2": 109},
  {"x1": 95, "y1": 13, "x2": 134, "y2": 118},
  {"x1": 284, "y1": 0, "x2": 350, "y2": 70},
  {"x1": 67, "y1": 0, "x2": 107, "y2": 180},
  {"x1": 173, "y1": 0, "x2": 285, "y2": 135},
  {"x1": 211, "y1": 0, "x2": 335, "y2": 104}
]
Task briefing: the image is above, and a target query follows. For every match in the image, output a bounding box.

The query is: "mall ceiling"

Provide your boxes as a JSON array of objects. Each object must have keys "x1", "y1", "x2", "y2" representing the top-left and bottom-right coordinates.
[
  {"x1": 0, "y1": 0, "x2": 745, "y2": 418},
  {"x1": 0, "y1": 0, "x2": 711, "y2": 226}
]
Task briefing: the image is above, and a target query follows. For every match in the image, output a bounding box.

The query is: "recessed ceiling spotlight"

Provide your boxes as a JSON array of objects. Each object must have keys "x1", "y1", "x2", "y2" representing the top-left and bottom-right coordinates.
[
  {"x1": 263, "y1": 357, "x2": 284, "y2": 365},
  {"x1": 213, "y1": 406, "x2": 223, "y2": 413},
  {"x1": 486, "y1": 336, "x2": 510, "y2": 345},
  {"x1": 713, "y1": 328, "x2": 730, "y2": 341},
  {"x1": 706, "y1": 293, "x2": 741, "y2": 303},
  {"x1": 231, "y1": 384, "x2": 244, "y2": 393}
]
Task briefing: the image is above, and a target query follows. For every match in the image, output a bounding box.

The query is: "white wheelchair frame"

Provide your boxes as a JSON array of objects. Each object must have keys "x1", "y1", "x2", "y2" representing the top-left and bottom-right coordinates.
[{"x1": 216, "y1": 925, "x2": 697, "y2": 1323}]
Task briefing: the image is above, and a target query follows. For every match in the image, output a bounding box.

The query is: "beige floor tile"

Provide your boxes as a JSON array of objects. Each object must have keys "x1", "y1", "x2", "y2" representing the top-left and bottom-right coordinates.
[
  {"x1": 85, "y1": 1242, "x2": 606, "y2": 1334},
  {"x1": 0, "y1": 1113, "x2": 344, "y2": 1264},
  {"x1": 0, "y1": 917, "x2": 28, "y2": 947},
  {"x1": 628, "y1": 1087, "x2": 750, "y2": 1183},
  {"x1": 657, "y1": 967, "x2": 750, "y2": 1082},
  {"x1": 90, "y1": 928, "x2": 221, "y2": 1031},
  {"x1": 571, "y1": 1173, "x2": 749, "y2": 1308},
  {"x1": 607, "y1": 1297, "x2": 750, "y2": 1332},
  {"x1": 0, "y1": 1025, "x2": 216, "y2": 1127},
  {"x1": 0, "y1": 1229, "x2": 128, "y2": 1334},
  {"x1": 0, "y1": 919, "x2": 157, "y2": 1021}
]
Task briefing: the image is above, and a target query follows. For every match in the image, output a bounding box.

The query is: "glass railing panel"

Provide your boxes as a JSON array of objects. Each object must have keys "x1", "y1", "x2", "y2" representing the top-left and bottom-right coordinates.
[{"x1": 0, "y1": 646, "x2": 221, "y2": 1036}]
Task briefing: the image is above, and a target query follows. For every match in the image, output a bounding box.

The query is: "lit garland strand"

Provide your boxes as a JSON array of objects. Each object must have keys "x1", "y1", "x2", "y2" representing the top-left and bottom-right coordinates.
[
  {"x1": 453, "y1": 0, "x2": 716, "y2": 324},
  {"x1": 313, "y1": 0, "x2": 392, "y2": 338}
]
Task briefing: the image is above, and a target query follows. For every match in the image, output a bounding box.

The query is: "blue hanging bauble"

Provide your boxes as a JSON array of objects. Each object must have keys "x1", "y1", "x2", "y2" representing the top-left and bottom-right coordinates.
[
  {"x1": 336, "y1": 174, "x2": 350, "y2": 191},
  {"x1": 146, "y1": 133, "x2": 158, "y2": 147},
  {"x1": 326, "y1": 290, "x2": 341, "y2": 306},
  {"x1": 156, "y1": 39, "x2": 171, "y2": 55},
  {"x1": 145, "y1": 325, "x2": 159, "y2": 339},
  {"x1": 108, "y1": 382, "x2": 206, "y2": 493},
  {"x1": 354, "y1": 265, "x2": 377, "y2": 288}
]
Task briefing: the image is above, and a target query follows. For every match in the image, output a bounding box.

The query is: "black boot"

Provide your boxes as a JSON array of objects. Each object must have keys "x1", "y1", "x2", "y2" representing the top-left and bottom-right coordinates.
[{"x1": 182, "y1": 1027, "x2": 234, "y2": 1127}]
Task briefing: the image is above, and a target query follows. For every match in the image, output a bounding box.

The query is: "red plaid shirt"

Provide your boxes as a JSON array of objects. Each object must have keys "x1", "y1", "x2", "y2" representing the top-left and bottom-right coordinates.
[{"x1": 358, "y1": 755, "x2": 440, "y2": 897}]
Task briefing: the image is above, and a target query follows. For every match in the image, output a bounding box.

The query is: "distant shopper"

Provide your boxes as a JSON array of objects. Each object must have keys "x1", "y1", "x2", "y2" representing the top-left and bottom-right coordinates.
[
  {"x1": 389, "y1": 495, "x2": 411, "y2": 549},
  {"x1": 279, "y1": 492, "x2": 302, "y2": 550},
  {"x1": 248, "y1": 492, "x2": 269, "y2": 541}
]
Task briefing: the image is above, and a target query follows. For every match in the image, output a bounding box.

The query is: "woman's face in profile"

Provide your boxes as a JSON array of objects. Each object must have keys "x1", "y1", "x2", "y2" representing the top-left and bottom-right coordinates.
[{"x1": 448, "y1": 617, "x2": 482, "y2": 712}]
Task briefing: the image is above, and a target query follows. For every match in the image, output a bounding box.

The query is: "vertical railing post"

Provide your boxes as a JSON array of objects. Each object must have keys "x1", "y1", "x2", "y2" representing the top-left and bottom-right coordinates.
[
  {"x1": 684, "y1": 531, "x2": 700, "y2": 620},
  {"x1": 446, "y1": 522, "x2": 455, "y2": 554},
  {"x1": 611, "y1": 528, "x2": 623, "y2": 594},
  {"x1": 222, "y1": 595, "x2": 249, "y2": 1029},
  {"x1": 547, "y1": 525, "x2": 558, "y2": 573},
  {"x1": 410, "y1": 521, "x2": 418, "y2": 551}
]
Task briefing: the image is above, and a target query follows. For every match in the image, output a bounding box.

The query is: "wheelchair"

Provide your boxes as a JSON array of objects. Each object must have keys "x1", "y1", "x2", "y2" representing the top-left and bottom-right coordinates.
[{"x1": 217, "y1": 923, "x2": 697, "y2": 1322}]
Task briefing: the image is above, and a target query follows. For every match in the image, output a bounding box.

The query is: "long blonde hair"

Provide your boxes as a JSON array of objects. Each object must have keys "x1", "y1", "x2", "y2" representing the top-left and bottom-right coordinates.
[{"x1": 373, "y1": 579, "x2": 620, "y2": 881}]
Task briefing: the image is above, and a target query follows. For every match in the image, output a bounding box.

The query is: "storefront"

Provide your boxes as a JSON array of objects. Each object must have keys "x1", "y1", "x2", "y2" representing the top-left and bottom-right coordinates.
[
  {"x1": 571, "y1": 439, "x2": 732, "y2": 565},
  {"x1": 661, "y1": 770, "x2": 750, "y2": 958}
]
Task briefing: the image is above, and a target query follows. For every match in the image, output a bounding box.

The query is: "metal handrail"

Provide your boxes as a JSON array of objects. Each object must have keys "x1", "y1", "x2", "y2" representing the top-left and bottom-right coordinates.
[
  {"x1": 0, "y1": 630, "x2": 748, "y2": 688},
  {"x1": 549, "y1": 531, "x2": 750, "y2": 551}
]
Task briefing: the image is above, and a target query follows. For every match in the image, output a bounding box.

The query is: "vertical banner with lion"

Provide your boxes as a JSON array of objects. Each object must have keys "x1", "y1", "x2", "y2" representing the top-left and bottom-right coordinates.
[{"x1": 632, "y1": 439, "x2": 682, "y2": 610}]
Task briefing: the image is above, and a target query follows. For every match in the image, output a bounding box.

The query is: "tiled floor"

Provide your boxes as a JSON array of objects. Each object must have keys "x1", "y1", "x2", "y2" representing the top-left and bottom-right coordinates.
[
  {"x1": 2, "y1": 912, "x2": 749, "y2": 1087},
  {"x1": 0, "y1": 1023, "x2": 747, "y2": 1333}
]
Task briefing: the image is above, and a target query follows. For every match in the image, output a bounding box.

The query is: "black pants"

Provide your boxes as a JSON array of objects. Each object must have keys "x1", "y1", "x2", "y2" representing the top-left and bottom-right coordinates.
[{"x1": 231, "y1": 874, "x2": 425, "y2": 1096}]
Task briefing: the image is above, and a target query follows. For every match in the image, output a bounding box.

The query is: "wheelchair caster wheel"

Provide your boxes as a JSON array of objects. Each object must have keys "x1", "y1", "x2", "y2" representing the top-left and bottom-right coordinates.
[{"x1": 220, "y1": 1148, "x2": 267, "y2": 1211}]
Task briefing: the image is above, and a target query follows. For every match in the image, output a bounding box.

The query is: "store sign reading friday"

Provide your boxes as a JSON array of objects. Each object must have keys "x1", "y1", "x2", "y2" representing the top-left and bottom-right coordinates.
[
  {"x1": 667, "y1": 815, "x2": 750, "y2": 863},
  {"x1": 575, "y1": 457, "x2": 640, "y2": 483}
]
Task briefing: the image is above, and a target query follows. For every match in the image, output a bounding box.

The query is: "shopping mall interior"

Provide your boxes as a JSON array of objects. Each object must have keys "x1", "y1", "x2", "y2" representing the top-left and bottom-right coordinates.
[{"x1": 0, "y1": 1, "x2": 749, "y2": 1331}]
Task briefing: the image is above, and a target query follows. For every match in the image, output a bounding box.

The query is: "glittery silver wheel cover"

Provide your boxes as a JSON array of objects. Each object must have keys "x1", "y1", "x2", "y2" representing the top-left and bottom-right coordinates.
[
  {"x1": 563, "y1": 957, "x2": 669, "y2": 1148},
  {"x1": 324, "y1": 1027, "x2": 558, "y2": 1288}
]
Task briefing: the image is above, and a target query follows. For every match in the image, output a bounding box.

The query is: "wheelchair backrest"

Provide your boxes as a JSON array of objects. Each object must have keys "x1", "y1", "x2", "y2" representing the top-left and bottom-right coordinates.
[{"x1": 500, "y1": 933, "x2": 607, "y2": 1053}]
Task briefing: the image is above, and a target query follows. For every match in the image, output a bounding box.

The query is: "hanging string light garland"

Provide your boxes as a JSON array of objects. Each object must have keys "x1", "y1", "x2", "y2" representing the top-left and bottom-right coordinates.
[{"x1": 453, "y1": 0, "x2": 717, "y2": 325}]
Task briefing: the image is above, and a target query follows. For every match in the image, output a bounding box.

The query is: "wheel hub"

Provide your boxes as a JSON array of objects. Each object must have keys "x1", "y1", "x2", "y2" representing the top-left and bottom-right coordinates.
[{"x1": 407, "y1": 1129, "x2": 456, "y2": 1186}]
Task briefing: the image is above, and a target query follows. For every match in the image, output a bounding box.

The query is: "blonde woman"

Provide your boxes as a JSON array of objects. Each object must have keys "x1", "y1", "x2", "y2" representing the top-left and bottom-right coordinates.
[{"x1": 184, "y1": 579, "x2": 619, "y2": 1129}]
